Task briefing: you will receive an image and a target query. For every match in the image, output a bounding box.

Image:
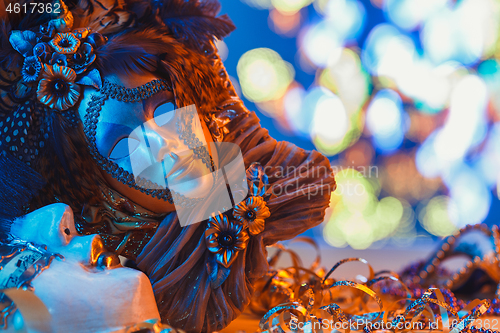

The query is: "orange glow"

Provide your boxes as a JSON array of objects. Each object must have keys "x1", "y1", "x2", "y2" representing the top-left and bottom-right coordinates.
[
  {"x1": 343, "y1": 139, "x2": 374, "y2": 167},
  {"x1": 269, "y1": 9, "x2": 302, "y2": 36},
  {"x1": 380, "y1": 152, "x2": 442, "y2": 203},
  {"x1": 405, "y1": 109, "x2": 444, "y2": 143}
]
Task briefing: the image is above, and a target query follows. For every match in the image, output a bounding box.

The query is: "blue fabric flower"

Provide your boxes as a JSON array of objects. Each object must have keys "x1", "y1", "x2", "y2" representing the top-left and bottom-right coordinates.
[
  {"x1": 50, "y1": 53, "x2": 68, "y2": 67},
  {"x1": 21, "y1": 56, "x2": 42, "y2": 83},
  {"x1": 71, "y1": 43, "x2": 96, "y2": 74},
  {"x1": 205, "y1": 213, "x2": 249, "y2": 268},
  {"x1": 33, "y1": 43, "x2": 53, "y2": 63}
]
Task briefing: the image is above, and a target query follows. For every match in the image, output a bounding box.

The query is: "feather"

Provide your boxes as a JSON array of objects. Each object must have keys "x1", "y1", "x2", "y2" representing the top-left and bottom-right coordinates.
[
  {"x1": 94, "y1": 27, "x2": 174, "y2": 75},
  {"x1": 0, "y1": 151, "x2": 45, "y2": 235},
  {"x1": 158, "y1": 0, "x2": 235, "y2": 51},
  {"x1": 72, "y1": 0, "x2": 137, "y2": 34},
  {"x1": 8, "y1": 30, "x2": 36, "y2": 57}
]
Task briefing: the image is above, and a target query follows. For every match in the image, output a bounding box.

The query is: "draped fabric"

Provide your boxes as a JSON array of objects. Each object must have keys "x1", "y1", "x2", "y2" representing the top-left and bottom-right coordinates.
[{"x1": 135, "y1": 101, "x2": 336, "y2": 332}]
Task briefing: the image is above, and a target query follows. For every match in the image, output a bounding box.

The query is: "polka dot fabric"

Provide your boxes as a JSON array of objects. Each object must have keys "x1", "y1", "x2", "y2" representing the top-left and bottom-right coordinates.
[{"x1": 0, "y1": 101, "x2": 51, "y2": 166}]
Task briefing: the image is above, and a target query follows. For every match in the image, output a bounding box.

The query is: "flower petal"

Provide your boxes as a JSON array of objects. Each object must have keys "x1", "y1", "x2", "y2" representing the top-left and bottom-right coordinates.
[
  {"x1": 76, "y1": 68, "x2": 102, "y2": 89},
  {"x1": 208, "y1": 214, "x2": 223, "y2": 232},
  {"x1": 57, "y1": 65, "x2": 76, "y2": 82},
  {"x1": 256, "y1": 206, "x2": 271, "y2": 219},
  {"x1": 217, "y1": 249, "x2": 238, "y2": 268},
  {"x1": 234, "y1": 230, "x2": 249, "y2": 250},
  {"x1": 248, "y1": 219, "x2": 265, "y2": 235},
  {"x1": 9, "y1": 30, "x2": 36, "y2": 57},
  {"x1": 205, "y1": 229, "x2": 220, "y2": 253}
]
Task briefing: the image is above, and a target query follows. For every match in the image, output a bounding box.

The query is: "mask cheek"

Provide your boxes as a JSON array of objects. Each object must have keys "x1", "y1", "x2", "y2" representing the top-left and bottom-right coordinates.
[{"x1": 129, "y1": 150, "x2": 171, "y2": 188}]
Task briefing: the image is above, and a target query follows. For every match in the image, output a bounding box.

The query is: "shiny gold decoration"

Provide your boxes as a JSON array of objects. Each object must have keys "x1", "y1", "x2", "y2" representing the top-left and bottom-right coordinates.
[
  {"x1": 233, "y1": 196, "x2": 270, "y2": 235},
  {"x1": 77, "y1": 182, "x2": 165, "y2": 259},
  {"x1": 96, "y1": 252, "x2": 121, "y2": 269},
  {"x1": 89, "y1": 236, "x2": 106, "y2": 267},
  {"x1": 253, "y1": 232, "x2": 498, "y2": 333}
]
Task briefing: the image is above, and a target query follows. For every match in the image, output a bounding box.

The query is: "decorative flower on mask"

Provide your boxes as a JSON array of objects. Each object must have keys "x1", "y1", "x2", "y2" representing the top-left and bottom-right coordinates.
[
  {"x1": 36, "y1": 64, "x2": 80, "y2": 111},
  {"x1": 50, "y1": 53, "x2": 68, "y2": 67},
  {"x1": 9, "y1": 12, "x2": 104, "y2": 109},
  {"x1": 49, "y1": 32, "x2": 80, "y2": 54},
  {"x1": 33, "y1": 43, "x2": 53, "y2": 63},
  {"x1": 21, "y1": 56, "x2": 42, "y2": 83},
  {"x1": 233, "y1": 196, "x2": 270, "y2": 236},
  {"x1": 71, "y1": 43, "x2": 96, "y2": 74},
  {"x1": 205, "y1": 213, "x2": 249, "y2": 268}
]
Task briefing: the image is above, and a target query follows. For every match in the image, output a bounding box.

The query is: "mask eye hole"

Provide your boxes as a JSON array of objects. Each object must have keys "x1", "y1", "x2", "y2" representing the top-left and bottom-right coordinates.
[
  {"x1": 154, "y1": 102, "x2": 176, "y2": 127},
  {"x1": 109, "y1": 137, "x2": 140, "y2": 160}
]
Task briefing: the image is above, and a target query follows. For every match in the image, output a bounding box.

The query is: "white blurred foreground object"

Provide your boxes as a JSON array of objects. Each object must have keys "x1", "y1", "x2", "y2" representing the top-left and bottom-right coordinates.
[{"x1": 2, "y1": 203, "x2": 160, "y2": 333}]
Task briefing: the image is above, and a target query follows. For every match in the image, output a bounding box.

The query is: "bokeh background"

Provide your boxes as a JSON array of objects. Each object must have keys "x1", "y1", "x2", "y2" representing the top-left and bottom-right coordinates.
[{"x1": 218, "y1": 0, "x2": 500, "y2": 250}]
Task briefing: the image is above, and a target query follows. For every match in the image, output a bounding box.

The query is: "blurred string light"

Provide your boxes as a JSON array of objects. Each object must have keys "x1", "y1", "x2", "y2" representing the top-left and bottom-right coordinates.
[
  {"x1": 271, "y1": 0, "x2": 312, "y2": 14},
  {"x1": 312, "y1": 48, "x2": 369, "y2": 155},
  {"x1": 269, "y1": 9, "x2": 302, "y2": 36},
  {"x1": 479, "y1": 59, "x2": 500, "y2": 119},
  {"x1": 474, "y1": 123, "x2": 500, "y2": 187},
  {"x1": 446, "y1": 165, "x2": 491, "y2": 228},
  {"x1": 416, "y1": 75, "x2": 488, "y2": 178},
  {"x1": 421, "y1": 0, "x2": 500, "y2": 66},
  {"x1": 215, "y1": 39, "x2": 228, "y2": 61},
  {"x1": 366, "y1": 89, "x2": 407, "y2": 153},
  {"x1": 384, "y1": 0, "x2": 449, "y2": 32},
  {"x1": 236, "y1": 0, "x2": 500, "y2": 247},
  {"x1": 418, "y1": 196, "x2": 458, "y2": 237},
  {"x1": 321, "y1": 0, "x2": 366, "y2": 40},
  {"x1": 362, "y1": 24, "x2": 466, "y2": 113},
  {"x1": 405, "y1": 109, "x2": 442, "y2": 143},
  {"x1": 239, "y1": 0, "x2": 272, "y2": 10},
  {"x1": 301, "y1": 0, "x2": 365, "y2": 67},
  {"x1": 380, "y1": 152, "x2": 442, "y2": 204},
  {"x1": 323, "y1": 168, "x2": 416, "y2": 249},
  {"x1": 237, "y1": 48, "x2": 295, "y2": 104},
  {"x1": 300, "y1": 22, "x2": 343, "y2": 67}
]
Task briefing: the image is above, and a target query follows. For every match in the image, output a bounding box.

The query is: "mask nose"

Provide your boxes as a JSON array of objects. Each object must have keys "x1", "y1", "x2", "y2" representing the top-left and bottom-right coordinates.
[{"x1": 140, "y1": 121, "x2": 181, "y2": 163}]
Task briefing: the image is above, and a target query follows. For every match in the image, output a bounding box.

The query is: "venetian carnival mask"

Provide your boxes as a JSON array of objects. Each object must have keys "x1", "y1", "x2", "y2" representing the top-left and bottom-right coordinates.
[
  {"x1": 2, "y1": 203, "x2": 160, "y2": 332},
  {"x1": 77, "y1": 71, "x2": 250, "y2": 227},
  {"x1": 76, "y1": 71, "x2": 217, "y2": 214}
]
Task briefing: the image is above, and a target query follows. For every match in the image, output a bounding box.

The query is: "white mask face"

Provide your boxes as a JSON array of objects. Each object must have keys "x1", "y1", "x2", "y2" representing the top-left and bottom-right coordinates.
[{"x1": 7, "y1": 203, "x2": 160, "y2": 332}]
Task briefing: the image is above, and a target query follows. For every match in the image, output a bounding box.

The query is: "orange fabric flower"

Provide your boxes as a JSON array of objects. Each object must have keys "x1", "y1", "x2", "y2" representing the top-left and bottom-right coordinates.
[
  {"x1": 233, "y1": 196, "x2": 270, "y2": 235},
  {"x1": 49, "y1": 32, "x2": 80, "y2": 54},
  {"x1": 36, "y1": 64, "x2": 80, "y2": 111}
]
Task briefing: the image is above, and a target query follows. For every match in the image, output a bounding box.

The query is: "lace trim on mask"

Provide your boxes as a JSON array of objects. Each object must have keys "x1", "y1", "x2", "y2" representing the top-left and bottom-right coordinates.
[{"x1": 100, "y1": 79, "x2": 172, "y2": 102}]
